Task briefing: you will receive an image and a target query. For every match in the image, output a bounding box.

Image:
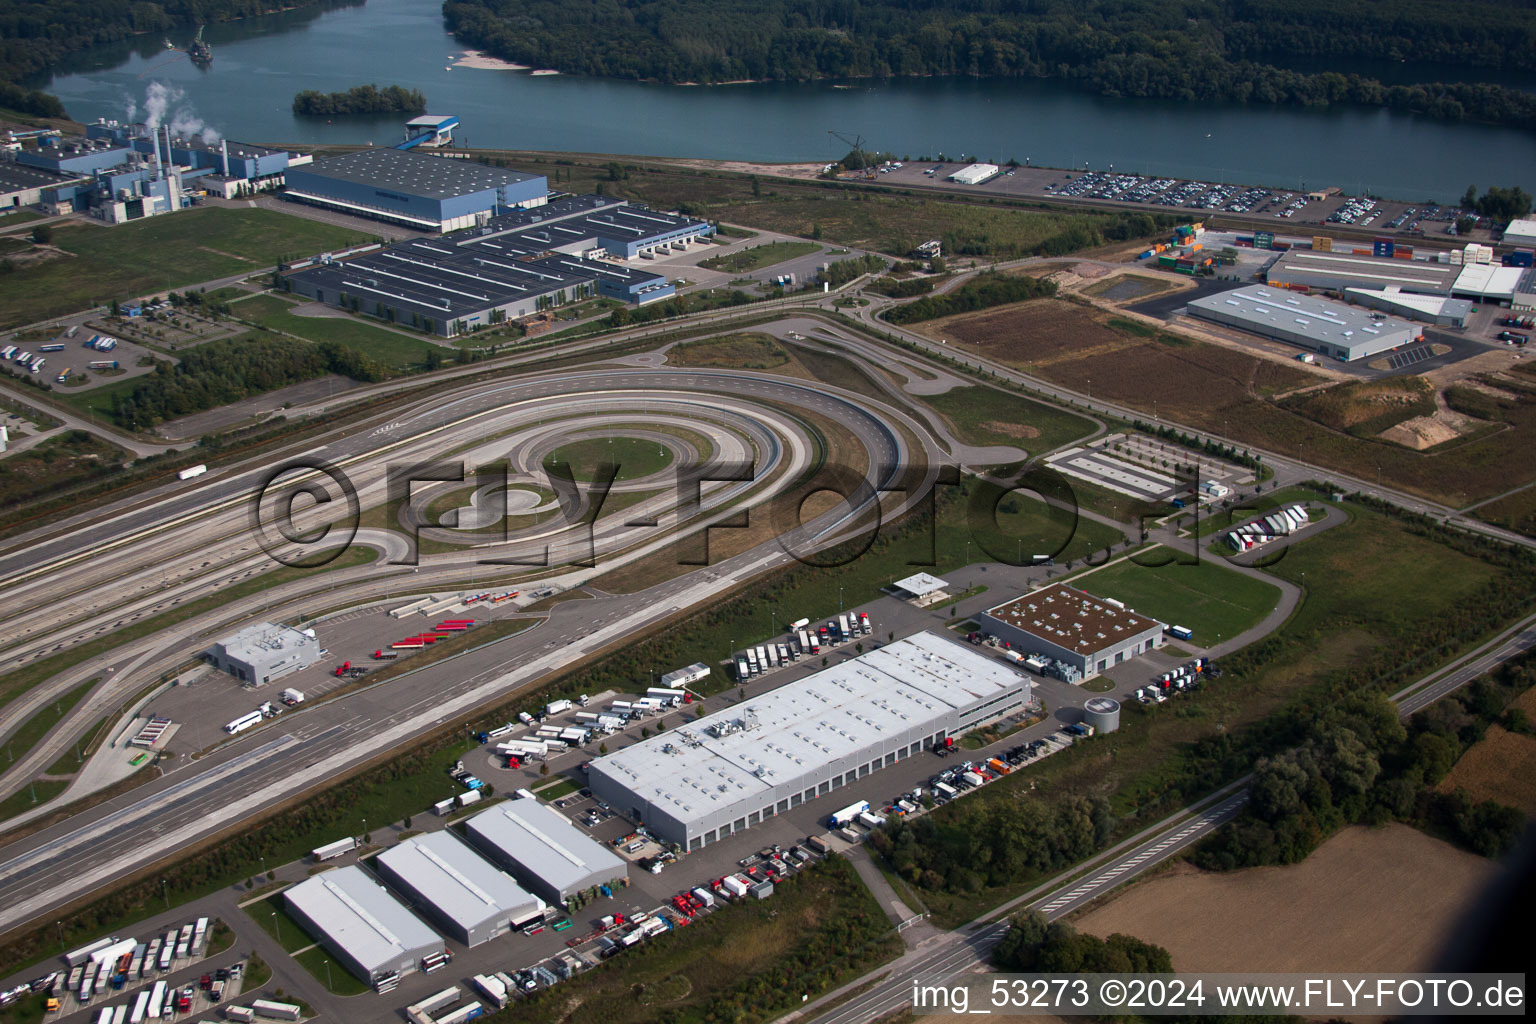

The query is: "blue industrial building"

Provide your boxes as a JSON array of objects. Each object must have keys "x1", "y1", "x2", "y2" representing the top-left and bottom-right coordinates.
[
  {"x1": 15, "y1": 137, "x2": 134, "y2": 176},
  {"x1": 282, "y1": 194, "x2": 709, "y2": 336},
  {"x1": 400, "y1": 115, "x2": 460, "y2": 150},
  {"x1": 284, "y1": 148, "x2": 549, "y2": 232}
]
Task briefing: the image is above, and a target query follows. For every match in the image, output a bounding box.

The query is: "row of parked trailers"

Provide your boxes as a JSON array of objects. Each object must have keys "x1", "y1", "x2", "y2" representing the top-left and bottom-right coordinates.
[
  {"x1": 385, "y1": 618, "x2": 477, "y2": 652},
  {"x1": 58, "y1": 920, "x2": 209, "y2": 1014},
  {"x1": 2, "y1": 346, "x2": 46, "y2": 374},
  {"x1": 1225, "y1": 504, "x2": 1309, "y2": 553},
  {"x1": 735, "y1": 613, "x2": 871, "y2": 681}
]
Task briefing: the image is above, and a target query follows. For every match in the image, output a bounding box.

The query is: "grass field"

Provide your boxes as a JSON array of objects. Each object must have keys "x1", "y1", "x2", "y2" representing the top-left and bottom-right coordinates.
[
  {"x1": 0, "y1": 429, "x2": 130, "y2": 508},
  {"x1": 697, "y1": 240, "x2": 821, "y2": 273},
  {"x1": 1263, "y1": 504, "x2": 1498, "y2": 638},
  {"x1": 0, "y1": 209, "x2": 373, "y2": 329},
  {"x1": 669, "y1": 332, "x2": 788, "y2": 369},
  {"x1": 233, "y1": 293, "x2": 440, "y2": 371},
  {"x1": 1075, "y1": 549, "x2": 1282, "y2": 645},
  {"x1": 0, "y1": 779, "x2": 67, "y2": 824},
  {"x1": 917, "y1": 384, "x2": 1097, "y2": 457},
  {"x1": 1, "y1": 680, "x2": 95, "y2": 766},
  {"x1": 294, "y1": 945, "x2": 369, "y2": 995},
  {"x1": 1074, "y1": 824, "x2": 1495, "y2": 973},
  {"x1": 1474, "y1": 485, "x2": 1536, "y2": 538},
  {"x1": 245, "y1": 893, "x2": 314, "y2": 954},
  {"x1": 546, "y1": 436, "x2": 674, "y2": 483}
]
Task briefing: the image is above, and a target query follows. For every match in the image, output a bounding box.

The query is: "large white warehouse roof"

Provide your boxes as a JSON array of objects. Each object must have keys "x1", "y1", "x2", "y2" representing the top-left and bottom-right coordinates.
[
  {"x1": 283, "y1": 865, "x2": 441, "y2": 977},
  {"x1": 591, "y1": 632, "x2": 1021, "y2": 826},
  {"x1": 374, "y1": 831, "x2": 543, "y2": 942}
]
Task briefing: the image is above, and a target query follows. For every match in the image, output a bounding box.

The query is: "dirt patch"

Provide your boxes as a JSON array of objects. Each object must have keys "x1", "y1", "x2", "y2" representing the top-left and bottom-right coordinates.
[
  {"x1": 1379, "y1": 415, "x2": 1466, "y2": 449},
  {"x1": 980, "y1": 420, "x2": 1041, "y2": 440},
  {"x1": 1438, "y1": 724, "x2": 1536, "y2": 816},
  {"x1": 1075, "y1": 823, "x2": 1496, "y2": 973}
]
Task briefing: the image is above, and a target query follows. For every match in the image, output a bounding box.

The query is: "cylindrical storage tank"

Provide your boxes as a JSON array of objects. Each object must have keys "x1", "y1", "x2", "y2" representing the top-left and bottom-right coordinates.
[{"x1": 1084, "y1": 697, "x2": 1121, "y2": 734}]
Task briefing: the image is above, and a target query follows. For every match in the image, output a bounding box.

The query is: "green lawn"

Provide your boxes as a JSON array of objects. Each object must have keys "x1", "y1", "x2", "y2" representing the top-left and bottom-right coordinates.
[
  {"x1": 919, "y1": 385, "x2": 1096, "y2": 457},
  {"x1": 1075, "y1": 547, "x2": 1283, "y2": 645},
  {"x1": 2, "y1": 680, "x2": 95, "y2": 765},
  {"x1": 294, "y1": 945, "x2": 369, "y2": 995},
  {"x1": 233, "y1": 293, "x2": 441, "y2": 371},
  {"x1": 973, "y1": 488, "x2": 1127, "y2": 565},
  {"x1": 244, "y1": 893, "x2": 314, "y2": 954},
  {"x1": 1264, "y1": 502, "x2": 1499, "y2": 638},
  {"x1": 545, "y1": 436, "x2": 674, "y2": 483},
  {"x1": 0, "y1": 780, "x2": 67, "y2": 824},
  {"x1": 697, "y1": 240, "x2": 822, "y2": 273},
  {"x1": 0, "y1": 209, "x2": 373, "y2": 329},
  {"x1": 532, "y1": 777, "x2": 582, "y2": 799}
]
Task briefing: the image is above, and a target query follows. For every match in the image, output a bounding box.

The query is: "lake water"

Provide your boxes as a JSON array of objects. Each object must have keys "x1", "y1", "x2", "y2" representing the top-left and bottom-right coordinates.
[{"x1": 32, "y1": 0, "x2": 1536, "y2": 203}]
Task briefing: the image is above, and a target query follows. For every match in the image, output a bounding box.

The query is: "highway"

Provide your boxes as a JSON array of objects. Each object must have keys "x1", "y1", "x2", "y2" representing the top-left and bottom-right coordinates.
[{"x1": 0, "y1": 339, "x2": 964, "y2": 931}]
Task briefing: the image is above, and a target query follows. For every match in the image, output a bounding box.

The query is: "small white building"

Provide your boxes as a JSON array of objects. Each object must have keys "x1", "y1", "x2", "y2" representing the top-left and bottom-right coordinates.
[
  {"x1": 947, "y1": 163, "x2": 999, "y2": 185},
  {"x1": 891, "y1": 572, "x2": 950, "y2": 606},
  {"x1": 1503, "y1": 218, "x2": 1536, "y2": 249}
]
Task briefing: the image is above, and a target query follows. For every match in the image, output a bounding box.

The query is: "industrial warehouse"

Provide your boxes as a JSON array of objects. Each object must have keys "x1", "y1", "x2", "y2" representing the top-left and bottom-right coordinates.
[
  {"x1": 463, "y1": 798, "x2": 628, "y2": 907},
  {"x1": 1185, "y1": 285, "x2": 1420, "y2": 362},
  {"x1": 283, "y1": 865, "x2": 444, "y2": 986},
  {"x1": 1264, "y1": 242, "x2": 1536, "y2": 306},
  {"x1": 203, "y1": 621, "x2": 318, "y2": 685},
  {"x1": 978, "y1": 584, "x2": 1165, "y2": 682},
  {"x1": 585, "y1": 632, "x2": 1031, "y2": 851},
  {"x1": 373, "y1": 831, "x2": 547, "y2": 947},
  {"x1": 283, "y1": 148, "x2": 548, "y2": 232},
  {"x1": 282, "y1": 193, "x2": 710, "y2": 336}
]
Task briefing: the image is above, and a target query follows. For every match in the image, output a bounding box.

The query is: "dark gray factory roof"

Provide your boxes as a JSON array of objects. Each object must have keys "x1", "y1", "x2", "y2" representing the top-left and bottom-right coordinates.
[
  {"x1": 297, "y1": 149, "x2": 542, "y2": 200},
  {"x1": 0, "y1": 162, "x2": 75, "y2": 191}
]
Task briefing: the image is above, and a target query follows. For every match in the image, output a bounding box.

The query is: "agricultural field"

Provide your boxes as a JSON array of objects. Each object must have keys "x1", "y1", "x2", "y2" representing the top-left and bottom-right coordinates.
[
  {"x1": 1074, "y1": 548, "x2": 1282, "y2": 645},
  {"x1": 697, "y1": 240, "x2": 821, "y2": 273},
  {"x1": 923, "y1": 298, "x2": 1536, "y2": 507},
  {"x1": 1436, "y1": 686, "x2": 1536, "y2": 817},
  {"x1": 916, "y1": 384, "x2": 1097, "y2": 457},
  {"x1": 1074, "y1": 824, "x2": 1497, "y2": 973},
  {"x1": 668, "y1": 332, "x2": 788, "y2": 369},
  {"x1": 0, "y1": 209, "x2": 373, "y2": 329},
  {"x1": 233, "y1": 293, "x2": 441, "y2": 371}
]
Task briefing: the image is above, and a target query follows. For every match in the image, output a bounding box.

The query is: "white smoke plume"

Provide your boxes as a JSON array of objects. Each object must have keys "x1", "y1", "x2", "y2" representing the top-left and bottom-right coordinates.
[
  {"x1": 137, "y1": 81, "x2": 224, "y2": 145},
  {"x1": 123, "y1": 93, "x2": 137, "y2": 124},
  {"x1": 142, "y1": 81, "x2": 182, "y2": 132}
]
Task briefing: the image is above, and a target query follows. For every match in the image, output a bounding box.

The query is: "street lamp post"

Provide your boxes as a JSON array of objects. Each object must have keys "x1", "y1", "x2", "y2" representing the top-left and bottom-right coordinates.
[
  {"x1": 162, "y1": 880, "x2": 169, "y2": 908},
  {"x1": 272, "y1": 912, "x2": 281, "y2": 945}
]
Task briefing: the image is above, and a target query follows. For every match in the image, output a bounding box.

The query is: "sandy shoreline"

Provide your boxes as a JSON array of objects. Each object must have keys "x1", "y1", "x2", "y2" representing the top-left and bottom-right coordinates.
[{"x1": 451, "y1": 49, "x2": 529, "y2": 71}]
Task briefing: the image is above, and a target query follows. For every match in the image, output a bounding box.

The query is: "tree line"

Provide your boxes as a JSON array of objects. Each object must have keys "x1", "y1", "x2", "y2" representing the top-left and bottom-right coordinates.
[
  {"x1": 1460, "y1": 185, "x2": 1534, "y2": 223},
  {"x1": 1195, "y1": 651, "x2": 1533, "y2": 871},
  {"x1": 993, "y1": 909, "x2": 1172, "y2": 973},
  {"x1": 442, "y1": 0, "x2": 1536, "y2": 129},
  {"x1": 292, "y1": 84, "x2": 427, "y2": 116},
  {"x1": 884, "y1": 272, "x2": 1056, "y2": 324},
  {"x1": 108, "y1": 333, "x2": 383, "y2": 430}
]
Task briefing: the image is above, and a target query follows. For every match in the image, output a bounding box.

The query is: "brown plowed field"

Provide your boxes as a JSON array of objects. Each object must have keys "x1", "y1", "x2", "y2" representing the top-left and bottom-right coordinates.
[
  {"x1": 1436, "y1": 686, "x2": 1536, "y2": 815},
  {"x1": 914, "y1": 298, "x2": 1536, "y2": 507},
  {"x1": 1074, "y1": 824, "x2": 1496, "y2": 973}
]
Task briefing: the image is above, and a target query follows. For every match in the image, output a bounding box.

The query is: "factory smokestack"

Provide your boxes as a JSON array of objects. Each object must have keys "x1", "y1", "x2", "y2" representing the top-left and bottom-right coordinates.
[{"x1": 221, "y1": 138, "x2": 230, "y2": 176}]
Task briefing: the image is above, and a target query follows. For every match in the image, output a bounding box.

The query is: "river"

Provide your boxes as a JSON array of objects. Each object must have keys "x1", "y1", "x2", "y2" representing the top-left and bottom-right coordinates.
[{"x1": 30, "y1": 0, "x2": 1536, "y2": 203}]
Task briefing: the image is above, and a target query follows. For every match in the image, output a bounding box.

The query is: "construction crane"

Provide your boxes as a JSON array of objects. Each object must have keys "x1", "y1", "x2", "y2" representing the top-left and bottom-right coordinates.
[{"x1": 827, "y1": 130, "x2": 878, "y2": 179}]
